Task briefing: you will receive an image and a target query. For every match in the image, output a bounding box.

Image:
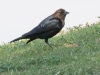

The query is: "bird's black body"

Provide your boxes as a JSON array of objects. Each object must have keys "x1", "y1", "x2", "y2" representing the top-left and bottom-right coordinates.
[
  {"x1": 10, "y1": 9, "x2": 69, "y2": 48},
  {"x1": 23, "y1": 16, "x2": 63, "y2": 39}
]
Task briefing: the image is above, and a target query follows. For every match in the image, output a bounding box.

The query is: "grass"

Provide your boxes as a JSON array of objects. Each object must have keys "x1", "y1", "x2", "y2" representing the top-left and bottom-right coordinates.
[{"x1": 0, "y1": 23, "x2": 100, "y2": 75}]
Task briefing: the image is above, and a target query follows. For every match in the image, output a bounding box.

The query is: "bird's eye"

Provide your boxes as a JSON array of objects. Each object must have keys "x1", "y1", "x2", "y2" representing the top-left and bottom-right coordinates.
[{"x1": 60, "y1": 11, "x2": 64, "y2": 14}]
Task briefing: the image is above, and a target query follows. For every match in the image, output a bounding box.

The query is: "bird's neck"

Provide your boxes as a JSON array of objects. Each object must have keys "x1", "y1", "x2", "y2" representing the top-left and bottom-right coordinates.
[{"x1": 52, "y1": 14, "x2": 65, "y2": 26}]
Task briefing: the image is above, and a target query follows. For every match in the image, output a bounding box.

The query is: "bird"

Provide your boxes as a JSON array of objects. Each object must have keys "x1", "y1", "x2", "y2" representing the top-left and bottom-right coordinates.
[{"x1": 10, "y1": 8, "x2": 69, "y2": 48}]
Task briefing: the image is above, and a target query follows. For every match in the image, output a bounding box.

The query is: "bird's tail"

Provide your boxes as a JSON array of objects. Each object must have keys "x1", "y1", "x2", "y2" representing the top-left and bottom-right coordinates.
[{"x1": 10, "y1": 37, "x2": 22, "y2": 43}]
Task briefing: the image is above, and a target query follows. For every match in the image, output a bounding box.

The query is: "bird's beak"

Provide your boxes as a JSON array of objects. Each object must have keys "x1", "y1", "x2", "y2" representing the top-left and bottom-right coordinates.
[
  {"x1": 66, "y1": 11, "x2": 69, "y2": 14},
  {"x1": 64, "y1": 11, "x2": 69, "y2": 16}
]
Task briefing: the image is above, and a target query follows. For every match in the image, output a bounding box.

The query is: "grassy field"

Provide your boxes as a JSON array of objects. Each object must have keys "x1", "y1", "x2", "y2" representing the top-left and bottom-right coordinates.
[{"x1": 0, "y1": 23, "x2": 100, "y2": 75}]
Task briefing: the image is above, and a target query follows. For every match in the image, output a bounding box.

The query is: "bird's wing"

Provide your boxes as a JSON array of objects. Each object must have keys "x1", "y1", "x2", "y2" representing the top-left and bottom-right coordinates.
[{"x1": 22, "y1": 16, "x2": 62, "y2": 36}]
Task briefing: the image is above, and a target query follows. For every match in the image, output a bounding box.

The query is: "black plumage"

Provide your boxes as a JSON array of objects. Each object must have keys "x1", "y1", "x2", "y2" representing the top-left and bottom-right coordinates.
[{"x1": 10, "y1": 9, "x2": 69, "y2": 48}]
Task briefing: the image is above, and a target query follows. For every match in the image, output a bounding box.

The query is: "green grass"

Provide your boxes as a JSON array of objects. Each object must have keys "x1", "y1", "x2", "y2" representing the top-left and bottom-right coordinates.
[{"x1": 0, "y1": 23, "x2": 100, "y2": 75}]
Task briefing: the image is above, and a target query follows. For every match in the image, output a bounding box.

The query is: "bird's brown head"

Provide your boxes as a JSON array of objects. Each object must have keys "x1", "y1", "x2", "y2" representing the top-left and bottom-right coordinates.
[{"x1": 53, "y1": 8, "x2": 69, "y2": 25}]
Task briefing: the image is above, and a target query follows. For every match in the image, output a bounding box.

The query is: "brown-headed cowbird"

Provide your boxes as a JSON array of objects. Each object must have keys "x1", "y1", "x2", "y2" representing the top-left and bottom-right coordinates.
[{"x1": 10, "y1": 8, "x2": 69, "y2": 48}]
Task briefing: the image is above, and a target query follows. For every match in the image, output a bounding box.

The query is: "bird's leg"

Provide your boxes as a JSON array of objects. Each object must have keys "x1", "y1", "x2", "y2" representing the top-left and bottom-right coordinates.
[
  {"x1": 45, "y1": 39, "x2": 53, "y2": 49},
  {"x1": 26, "y1": 39, "x2": 32, "y2": 44},
  {"x1": 26, "y1": 38, "x2": 36, "y2": 44}
]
